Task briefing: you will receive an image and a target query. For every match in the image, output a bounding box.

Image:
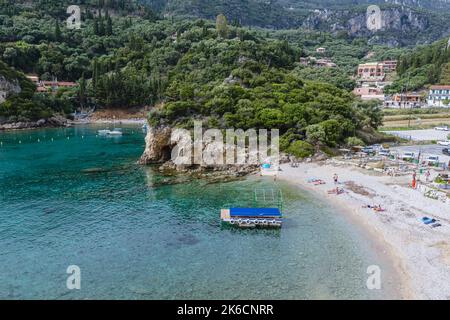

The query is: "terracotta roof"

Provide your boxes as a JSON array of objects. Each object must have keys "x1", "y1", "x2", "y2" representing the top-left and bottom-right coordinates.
[
  {"x1": 430, "y1": 85, "x2": 450, "y2": 90},
  {"x1": 57, "y1": 82, "x2": 77, "y2": 87},
  {"x1": 41, "y1": 81, "x2": 77, "y2": 87}
]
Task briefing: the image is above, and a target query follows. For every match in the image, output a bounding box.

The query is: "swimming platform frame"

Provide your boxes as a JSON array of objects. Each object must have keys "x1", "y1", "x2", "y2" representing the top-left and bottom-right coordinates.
[{"x1": 220, "y1": 189, "x2": 283, "y2": 228}]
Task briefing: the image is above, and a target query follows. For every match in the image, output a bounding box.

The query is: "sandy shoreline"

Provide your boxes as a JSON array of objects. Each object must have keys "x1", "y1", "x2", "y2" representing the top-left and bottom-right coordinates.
[{"x1": 278, "y1": 162, "x2": 450, "y2": 300}]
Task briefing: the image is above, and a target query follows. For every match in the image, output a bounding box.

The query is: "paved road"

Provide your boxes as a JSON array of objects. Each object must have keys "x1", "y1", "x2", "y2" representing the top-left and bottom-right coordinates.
[{"x1": 384, "y1": 129, "x2": 450, "y2": 141}]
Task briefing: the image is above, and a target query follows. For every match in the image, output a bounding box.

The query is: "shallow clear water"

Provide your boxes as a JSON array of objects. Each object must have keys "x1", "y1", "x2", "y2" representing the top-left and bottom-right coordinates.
[{"x1": 0, "y1": 125, "x2": 398, "y2": 299}]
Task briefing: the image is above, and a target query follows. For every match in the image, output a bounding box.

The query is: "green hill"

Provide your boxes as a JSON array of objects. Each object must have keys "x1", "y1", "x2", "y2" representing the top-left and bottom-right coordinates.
[{"x1": 385, "y1": 39, "x2": 450, "y2": 93}]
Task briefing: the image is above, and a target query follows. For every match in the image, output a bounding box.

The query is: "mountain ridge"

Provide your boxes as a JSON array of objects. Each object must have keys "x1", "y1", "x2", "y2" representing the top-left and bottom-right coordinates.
[{"x1": 143, "y1": 0, "x2": 450, "y2": 46}]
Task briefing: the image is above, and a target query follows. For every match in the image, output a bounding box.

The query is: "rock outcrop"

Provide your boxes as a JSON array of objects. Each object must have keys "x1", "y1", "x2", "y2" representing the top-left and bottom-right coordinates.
[
  {"x1": 139, "y1": 124, "x2": 263, "y2": 177},
  {"x1": 139, "y1": 126, "x2": 173, "y2": 164},
  {"x1": 0, "y1": 75, "x2": 21, "y2": 104},
  {"x1": 0, "y1": 115, "x2": 70, "y2": 131}
]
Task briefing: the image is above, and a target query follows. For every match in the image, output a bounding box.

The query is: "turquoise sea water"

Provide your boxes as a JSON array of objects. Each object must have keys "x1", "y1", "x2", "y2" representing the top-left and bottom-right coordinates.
[{"x1": 0, "y1": 125, "x2": 398, "y2": 299}]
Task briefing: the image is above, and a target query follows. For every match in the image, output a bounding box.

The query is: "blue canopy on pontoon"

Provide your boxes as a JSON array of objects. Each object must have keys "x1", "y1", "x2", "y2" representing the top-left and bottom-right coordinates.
[{"x1": 229, "y1": 208, "x2": 281, "y2": 217}]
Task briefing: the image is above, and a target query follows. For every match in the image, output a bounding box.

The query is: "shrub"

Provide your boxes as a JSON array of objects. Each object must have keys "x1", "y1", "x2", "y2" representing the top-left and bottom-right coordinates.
[
  {"x1": 306, "y1": 119, "x2": 343, "y2": 147},
  {"x1": 287, "y1": 140, "x2": 314, "y2": 159},
  {"x1": 346, "y1": 136, "x2": 365, "y2": 147}
]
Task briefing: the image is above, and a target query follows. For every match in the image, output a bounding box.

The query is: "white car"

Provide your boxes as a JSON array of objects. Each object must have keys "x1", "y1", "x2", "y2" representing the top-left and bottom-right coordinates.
[
  {"x1": 437, "y1": 141, "x2": 450, "y2": 146},
  {"x1": 379, "y1": 149, "x2": 391, "y2": 157},
  {"x1": 401, "y1": 152, "x2": 416, "y2": 160},
  {"x1": 435, "y1": 126, "x2": 449, "y2": 131},
  {"x1": 426, "y1": 155, "x2": 440, "y2": 165},
  {"x1": 370, "y1": 144, "x2": 382, "y2": 151}
]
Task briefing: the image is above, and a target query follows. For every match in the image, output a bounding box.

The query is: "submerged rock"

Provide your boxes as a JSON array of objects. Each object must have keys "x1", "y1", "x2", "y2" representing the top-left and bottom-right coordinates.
[{"x1": 81, "y1": 167, "x2": 108, "y2": 174}]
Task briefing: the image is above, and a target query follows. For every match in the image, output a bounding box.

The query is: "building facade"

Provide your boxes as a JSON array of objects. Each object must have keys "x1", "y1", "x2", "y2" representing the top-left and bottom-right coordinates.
[
  {"x1": 384, "y1": 93, "x2": 424, "y2": 108},
  {"x1": 353, "y1": 87, "x2": 385, "y2": 101},
  {"x1": 357, "y1": 62, "x2": 385, "y2": 80},
  {"x1": 427, "y1": 85, "x2": 450, "y2": 107},
  {"x1": 26, "y1": 75, "x2": 77, "y2": 93},
  {"x1": 382, "y1": 60, "x2": 397, "y2": 73}
]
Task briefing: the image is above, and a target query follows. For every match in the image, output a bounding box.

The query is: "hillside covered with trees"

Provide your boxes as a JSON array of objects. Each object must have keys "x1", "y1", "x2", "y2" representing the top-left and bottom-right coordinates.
[
  {"x1": 0, "y1": 0, "x2": 402, "y2": 150},
  {"x1": 386, "y1": 39, "x2": 450, "y2": 93},
  {"x1": 151, "y1": 0, "x2": 450, "y2": 46}
]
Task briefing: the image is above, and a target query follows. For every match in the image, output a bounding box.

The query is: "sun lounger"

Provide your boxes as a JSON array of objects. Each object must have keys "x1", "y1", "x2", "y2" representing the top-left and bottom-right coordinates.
[
  {"x1": 421, "y1": 217, "x2": 442, "y2": 227},
  {"x1": 431, "y1": 223, "x2": 442, "y2": 228},
  {"x1": 328, "y1": 188, "x2": 344, "y2": 195},
  {"x1": 421, "y1": 217, "x2": 436, "y2": 225}
]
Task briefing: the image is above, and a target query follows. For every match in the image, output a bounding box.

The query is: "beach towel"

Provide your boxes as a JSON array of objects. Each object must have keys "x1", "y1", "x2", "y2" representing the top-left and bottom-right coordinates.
[{"x1": 431, "y1": 223, "x2": 442, "y2": 228}]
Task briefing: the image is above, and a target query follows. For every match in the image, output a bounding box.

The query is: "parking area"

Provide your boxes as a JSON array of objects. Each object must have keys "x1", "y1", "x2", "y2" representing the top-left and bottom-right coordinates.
[{"x1": 390, "y1": 144, "x2": 450, "y2": 165}]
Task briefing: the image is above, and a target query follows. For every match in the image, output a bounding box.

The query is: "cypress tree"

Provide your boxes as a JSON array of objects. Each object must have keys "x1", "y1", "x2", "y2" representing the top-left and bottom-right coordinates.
[
  {"x1": 93, "y1": 18, "x2": 99, "y2": 35},
  {"x1": 106, "y1": 16, "x2": 113, "y2": 36},
  {"x1": 99, "y1": 18, "x2": 105, "y2": 36},
  {"x1": 78, "y1": 73, "x2": 87, "y2": 108},
  {"x1": 54, "y1": 20, "x2": 62, "y2": 42}
]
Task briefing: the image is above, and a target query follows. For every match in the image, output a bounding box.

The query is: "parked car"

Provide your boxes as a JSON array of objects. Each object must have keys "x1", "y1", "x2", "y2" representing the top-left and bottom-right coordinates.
[
  {"x1": 435, "y1": 126, "x2": 449, "y2": 131},
  {"x1": 443, "y1": 149, "x2": 450, "y2": 156},
  {"x1": 362, "y1": 146, "x2": 375, "y2": 155},
  {"x1": 378, "y1": 148, "x2": 391, "y2": 157},
  {"x1": 438, "y1": 140, "x2": 450, "y2": 146},
  {"x1": 401, "y1": 152, "x2": 416, "y2": 161},
  {"x1": 370, "y1": 144, "x2": 382, "y2": 151},
  {"x1": 426, "y1": 155, "x2": 440, "y2": 165}
]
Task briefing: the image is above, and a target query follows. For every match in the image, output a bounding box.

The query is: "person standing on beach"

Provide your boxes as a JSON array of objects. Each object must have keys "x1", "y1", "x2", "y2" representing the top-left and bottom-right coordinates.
[
  {"x1": 412, "y1": 171, "x2": 417, "y2": 189},
  {"x1": 333, "y1": 173, "x2": 338, "y2": 185},
  {"x1": 425, "y1": 170, "x2": 431, "y2": 182}
]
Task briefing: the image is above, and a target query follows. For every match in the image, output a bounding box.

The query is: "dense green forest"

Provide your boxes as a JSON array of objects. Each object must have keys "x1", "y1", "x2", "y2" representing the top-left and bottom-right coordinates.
[
  {"x1": 0, "y1": 60, "x2": 73, "y2": 120},
  {"x1": 0, "y1": 0, "x2": 410, "y2": 151},
  {"x1": 386, "y1": 39, "x2": 450, "y2": 93}
]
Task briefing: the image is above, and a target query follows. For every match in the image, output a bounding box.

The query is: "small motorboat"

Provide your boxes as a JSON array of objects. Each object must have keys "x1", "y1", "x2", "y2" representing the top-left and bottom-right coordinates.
[
  {"x1": 98, "y1": 129, "x2": 123, "y2": 136},
  {"x1": 108, "y1": 128, "x2": 123, "y2": 136}
]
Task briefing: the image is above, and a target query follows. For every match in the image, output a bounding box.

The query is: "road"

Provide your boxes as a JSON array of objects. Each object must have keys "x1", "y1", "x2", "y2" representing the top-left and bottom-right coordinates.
[{"x1": 384, "y1": 129, "x2": 450, "y2": 141}]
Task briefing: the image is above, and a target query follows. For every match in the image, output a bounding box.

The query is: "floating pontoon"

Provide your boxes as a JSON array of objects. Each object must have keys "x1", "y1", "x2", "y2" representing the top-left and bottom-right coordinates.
[{"x1": 220, "y1": 188, "x2": 283, "y2": 228}]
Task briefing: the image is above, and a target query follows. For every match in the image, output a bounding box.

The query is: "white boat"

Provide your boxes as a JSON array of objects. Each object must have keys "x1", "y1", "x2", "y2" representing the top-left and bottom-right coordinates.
[
  {"x1": 98, "y1": 117, "x2": 123, "y2": 136},
  {"x1": 98, "y1": 129, "x2": 110, "y2": 135},
  {"x1": 98, "y1": 129, "x2": 123, "y2": 136},
  {"x1": 108, "y1": 129, "x2": 123, "y2": 136}
]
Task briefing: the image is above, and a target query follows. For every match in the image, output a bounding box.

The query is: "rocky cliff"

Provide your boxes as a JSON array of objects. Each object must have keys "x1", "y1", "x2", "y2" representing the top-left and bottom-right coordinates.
[
  {"x1": 139, "y1": 125, "x2": 261, "y2": 177},
  {"x1": 303, "y1": 7, "x2": 435, "y2": 46},
  {"x1": 139, "y1": 125, "x2": 174, "y2": 165},
  {"x1": 156, "y1": 0, "x2": 450, "y2": 45},
  {"x1": 0, "y1": 75, "x2": 21, "y2": 104}
]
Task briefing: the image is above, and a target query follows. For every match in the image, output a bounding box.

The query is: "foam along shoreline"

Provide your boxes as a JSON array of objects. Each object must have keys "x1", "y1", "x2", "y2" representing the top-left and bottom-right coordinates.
[{"x1": 278, "y1": 162, "x2": 450, "y2": 300}]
